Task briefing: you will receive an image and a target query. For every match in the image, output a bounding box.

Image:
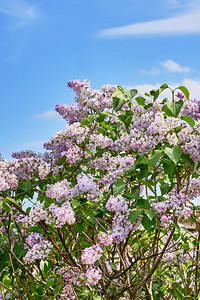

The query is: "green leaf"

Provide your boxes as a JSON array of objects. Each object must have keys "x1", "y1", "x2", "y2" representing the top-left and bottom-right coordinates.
[
  {"x1": 113, "y1": 97, "x2": 127, "y2": 111},
  {"x1": 160, "y1": 183, "x2": 170, "y2": 195},
  {"x1": 181, "y1": 153, "x2": 194, "y2": 166},
  {"x1": 56, "y1": 155, "x2": 67, "y2": 165},
  {"x1": 181, "y1": 115, "x2": 195, "y2": 127},
  {"x1": 20, "y1": 181, "x2": 32, "y2": 192},
  {"x1": 176, "y1": 86, "x2": 189, "y2": 100},
  {"x1": 144, "y1": 103, "x2": 153, "y2": 110},
  {"x1": 0, "y1": 235, "x2": 7, "y2": 247},
  {"x1": 129, "y1": 210, "x2": 142, "y2": 224},
  {"x1": 112, "y1": 86, "x2": 128, "y2": 111},
  {"x1": 163, "y1": 100, "x2": 183, "y2": 117},
  {"x1": 73, "y1": 221, "x2": 83, "y2": 234},
  {"x1": 2, "y1": 202, "x2": 12, "y2": 213},
  {"x1": 164, "y1": 146, "x2": 182, "y2": 165},
  {"x1": 112, "y1": 86, "x2": 124, "y2": 99},
  {"x1": 88, "y1": 114, "x2": 100, "y2": 122},
  {"x1": 83, "y1": 209, "x2": 95, "y2": 224},
  {"x1": 174, "y1": 289, "x2": 184, "y2": 299},
  {"x1": 135, "y1": 96, "x2": 146, "y2": 106},
  {"x1": 135, "y1": 199, "x2": 150, "y2": 209},
  {"x1": 142, "y1": 215, "x2": 156, "y2": 231},
  {"x1": 93, "y1": 296, "x2": 101, "y2": 300},
  {"x1": 46, "y1": 277, "x2": 55, "y2": 289},
  {"x1": 154, "y1": 84, "x2": 169, "y2": 101},
  {"x1": 81, "y1": 119, "x2": 90, "y2": 126},
  {"x1": 99, "y1": 121, "x2": 114, "y2": 133},
  {"x1": 130, "y1": 89, "x2": 137, "y2": 98},
  {"x1": 124, "y1": 189, "x2": 140, "y2": 200},
  {"x1": 150, "y1": 150, "x2": 163, "y2": 167},
  {"x1": 71, "y1": 200, "x2": 80, "y2": 209},
  {"x1": 101, "y1": 111, "x2": 116, "y2": 118},
  {"x1": 108, "y1": 262, "x2": 117, "y2": 270},
  {"x1": 54, "y1": 285, "x2": 62, "y2": 296},
  {"x1": 144, "y1": 209, "x2": 155, "y2": 220},
  {"x1": 97, "y1": 114, "x2": 106, "y2": 123},
  {"x1": 95, "y1": 208, "x2": 103, "y2": 218},
  {"x1": 141, "y1": 180, "x2": 155, "y2": 194},
  {"x1": 163, "y1": 159, "x2": 176, "y2": 178},
  {"x1": 113, "y1": 179, "x2": 126, "y2": 197},
  {"x1": 118, "y1": 110, "x2": 133, "y2": 131},
  {"x1": 137, "y1": 164, "x2": 151, "y2": 180},
  {"x1": 5, "y1": 197, "x2": 18, "y2": 206}
]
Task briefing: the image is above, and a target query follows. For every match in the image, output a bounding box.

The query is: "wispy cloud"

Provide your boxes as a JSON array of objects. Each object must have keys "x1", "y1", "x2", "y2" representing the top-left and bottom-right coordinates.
[
  {"x1": 0, "y1": 0, "x2": 37, "y2": 20},
  {"x1": 32, "y1": 110, "x2": 63, "y2": 121},
  {"x1": 140, "y1": 59, "x2": 192, "y2": 76},
  {"x1": 0, "y1": 0, "x2": 38, "y2": 30},
  {"x1": 160, "y1": 60, "x2": 192, "y2": 73},
  {"x1": 99, "y1": 9, "x2": 200, "y2": 37}
]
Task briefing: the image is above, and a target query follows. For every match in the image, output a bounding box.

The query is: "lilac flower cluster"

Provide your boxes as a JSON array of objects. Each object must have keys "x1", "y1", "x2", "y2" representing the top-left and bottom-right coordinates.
[
  {"x1": 55, "y1": 103, "x2": 89, "y2": 124},
  {"x1": 0, "y1": 161, "x2": 18, "y2": 191},
  {"x1": 161, "y1": 251, "x2": 190, "y2": 265},
  {"x1": 105, "y1": 195, "x2": 132, "y2": 243},
  {"x1": 187, "y1": 178, "x2": 200, "y2": 200},
  {"x1": 146, "y1": 112, "x2": 181, "y2": 136},
  {"x1": 25, "y1": 201, "x2": 75, "y2": 228},
  {"x1": 90, "y1": 153, "x2": 136, "y2": 172},
  {"x1": 177, "y1": 92, "x2": 200, "y2": 120},
  {"x1": 8, "y1": 156, "x2": 51, "y2": 180},
  {"x1": 60, "y1": 284, "x2": 76, "y2": 300},
  {"x1": 76, "y1": 173, "x2": 102, "y2": 201},
  {"x1": 23, "y1": 239, "x2": 53, "y2": 264},
  {"x1": 112, "y1": 127, "x2": 161, "y2": 156},
  {"x1": 46, "y1": 179, "x2": 73, "y2": 202},
  {"x1": 49, "y1": 202, "x2": 75, "y2": 227},
  {"x1": 55, "y1": 80, "x2": 116, "y2": 125},
  {"x1": 80, "y1": 244, "x2": 103, "y2": 285},
  {"x1": 97, "y1": 232, "x2": 113, "y2": 246},
  {"x1": 43, "y1": 122, "x2": 90, "y2": 160},
  {"x1": 106, "y1": 195, "x2": 128, "y2": 213},
  {"x1": 152, "y1": 191, "x2": 192, "y2": 228},
  {"x1": 91, "y1": 154, "x2": 136, "y2": 187},
  {"x1": 89, "y1": 133, "x2": 113, "y2": 149},
  {"x1": 61, "y1": 145, "x2": 91, "y2": 164},
  {"x1": 81, "y1": 244, "x2": 103, "y2": 265},
  {"x1": 12, "y1": 149, "x2": 37, "y2": 159},
  {"x1": 175, "y1": 124, "x2": 200, "y2": 163},
  {"x1": 46, "y1": 174, "x2": 102, "y2": 202},
  {"x1": 57, "y1": 266, "x2": 84, "y2": 286},
  {"x1": 85, "y1": 266, "x2": 102, "y2": 285},
  {"x1": 28, "y1": 203, "x2": 49, "y2": 225},
  {"x1": 57, "y1": 263, "x2": 102, "y2": 289},
  {"x1": 24, "y1": 232, "x2": 43, "y2": 249}
]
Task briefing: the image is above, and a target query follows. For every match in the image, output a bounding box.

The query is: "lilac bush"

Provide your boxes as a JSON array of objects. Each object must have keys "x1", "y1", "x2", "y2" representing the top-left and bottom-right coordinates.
[{"x1": 1, "y1": 80, "x2": 200, "y2": 299}]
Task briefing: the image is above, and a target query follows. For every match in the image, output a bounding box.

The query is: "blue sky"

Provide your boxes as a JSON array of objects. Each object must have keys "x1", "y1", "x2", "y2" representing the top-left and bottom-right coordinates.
[{"x1": 1, "y1": 0, "x2": 200, "y2": 159}]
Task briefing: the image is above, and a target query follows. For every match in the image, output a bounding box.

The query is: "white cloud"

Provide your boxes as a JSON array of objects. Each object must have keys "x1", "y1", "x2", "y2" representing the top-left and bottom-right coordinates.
[
  {"x1": 99, "y1": 9, "x2": 200, "y2": 37},
  {"x1": 32, "y1": 110, "x2": 63, "y2": 121},
  {"x1": 126, "y1": 79, "x2": 200, "y2": 100},
  {"x1": 183, "y1": 79, "x2": 200, "y2": 99},
  {"x1": 160, "y1": 60, "x2": 191, "y2": 73},
  {"x1": 0, "y1": 0, "x2": 37, "y2": 20}
]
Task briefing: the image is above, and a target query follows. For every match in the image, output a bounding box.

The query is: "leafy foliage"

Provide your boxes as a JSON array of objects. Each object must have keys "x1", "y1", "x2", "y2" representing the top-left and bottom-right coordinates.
[{"x1": 0, "y1": 80, "x2": 200, "y2": 299}]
